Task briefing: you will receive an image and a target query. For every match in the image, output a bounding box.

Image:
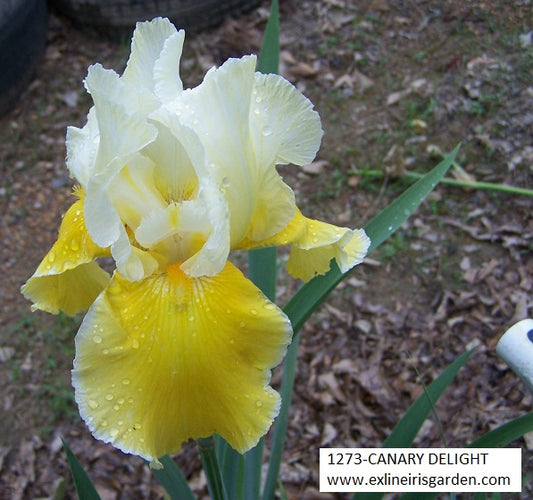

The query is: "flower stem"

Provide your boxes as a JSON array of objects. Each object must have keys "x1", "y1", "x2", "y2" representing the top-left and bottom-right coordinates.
[
  {"x1": 352, "y1": 167, "x2": 533, "y2": 196},
  {"x1": 198, "y1": 436, "x2": 228, "y2": 500}
]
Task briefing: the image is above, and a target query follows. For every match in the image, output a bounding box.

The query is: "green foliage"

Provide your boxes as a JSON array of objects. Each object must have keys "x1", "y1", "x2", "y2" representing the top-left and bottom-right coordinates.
[{"x1": 63, "y1": 438, "x2": 101, "y2": 500}]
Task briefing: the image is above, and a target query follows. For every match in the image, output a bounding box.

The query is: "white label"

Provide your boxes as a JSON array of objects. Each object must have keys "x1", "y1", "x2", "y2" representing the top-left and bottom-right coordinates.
[{"x1": 319, "y1": 448, "x2": 522, "y2": 493}]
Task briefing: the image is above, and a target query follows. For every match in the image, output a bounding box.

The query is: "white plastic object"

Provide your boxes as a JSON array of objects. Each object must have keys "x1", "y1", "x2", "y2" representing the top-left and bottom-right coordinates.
[{"x1": 496, "y1": 318, "x2": 533, "y2": 393}]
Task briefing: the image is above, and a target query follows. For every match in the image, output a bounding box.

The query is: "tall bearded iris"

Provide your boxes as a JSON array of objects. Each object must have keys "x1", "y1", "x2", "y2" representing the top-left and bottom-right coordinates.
[{"x1": 22, "y1": 18, "x2": 370, "y2": 465}]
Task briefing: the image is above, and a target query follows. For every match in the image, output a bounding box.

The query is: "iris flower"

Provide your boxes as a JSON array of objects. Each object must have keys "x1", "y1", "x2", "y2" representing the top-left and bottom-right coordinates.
[{"x1": 22, "y1": 18, "x2": 370, "y2": 466}]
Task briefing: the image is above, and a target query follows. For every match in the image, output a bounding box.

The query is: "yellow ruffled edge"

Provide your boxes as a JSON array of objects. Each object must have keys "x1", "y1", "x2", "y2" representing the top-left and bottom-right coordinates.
[
  {"x1": 237, "y1": 208, "x2": 370, "y2": 282},
  {"x1": 21, "y1": 188, "x2": 111, "y2": 316},
  {"x1": 72, "y1": 261, "x2": 292, "y2": 462}
]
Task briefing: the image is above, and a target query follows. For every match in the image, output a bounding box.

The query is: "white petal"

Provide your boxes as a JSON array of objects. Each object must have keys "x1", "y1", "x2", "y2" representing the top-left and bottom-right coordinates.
[
  {"x1": 250, "y1": 72, "x2": 323, "y2": 167},
  {"x1": 108, "y1": 157, "x2": 166, "y2": 231},
  {"x1": 151, "y1": 108, "x2": 231, "y2": 276},
  {"x1": 84, "y1": 180, "x2": 123, "y2": 248},
  {"x1": 245, "y1": 168, "x2": 296, "y2": 241},
  {"x1": 154, "y1": 31, "x2": 185, "y2": 101},
  {"x1": 111, "y1": 226, "x2": 162, "y2": 281},
  {"x1": 122, "y1": 18, "x2": 184, "y2": 99},
  {"x1": 165, "y1": 56, "x2": 258, "y2": 243},
  {"x1": 180, "y1": 186, "x2": 230, "y2": 277},
  {"x1": 66, "y1": 107, "x2": 99, "y2": 189},
  {"x1": 143, "y1": 121, "x2": 198, "y2": 203},
  {"x1": 135, "y1": 204, "x2": 181, "y2": 248},
  {"x1": 84, "y1": 64, "x2": 158, "y2": 172}
]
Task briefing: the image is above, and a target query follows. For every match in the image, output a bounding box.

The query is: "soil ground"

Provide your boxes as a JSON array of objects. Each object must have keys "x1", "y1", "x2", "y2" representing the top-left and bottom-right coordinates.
[{"x1": 0, "y1": 1, "x2": 531, "y2": 499}]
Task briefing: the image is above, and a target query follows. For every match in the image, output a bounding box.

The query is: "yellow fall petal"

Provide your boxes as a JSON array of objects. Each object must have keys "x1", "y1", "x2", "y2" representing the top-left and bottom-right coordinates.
[
  {"x1": 237, "y1": 208, "x2": 370, "y2": 282},
  {"x1": 286, "y1": 214, "x2": 370, "y2": 282},
  {"x1": 72, "y1": 261, "x2": 292, "y2": 462},
  {"x1": 21, "y1": 195, "x2": 110, "y2": 315}
]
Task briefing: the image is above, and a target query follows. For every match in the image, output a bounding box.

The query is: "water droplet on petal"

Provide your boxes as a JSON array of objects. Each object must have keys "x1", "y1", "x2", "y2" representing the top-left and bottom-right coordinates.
[
  {"x1": 250, "y1": 309, "x2": 258, "y2": 316},
  {"x1": 105, "y1": 393, "x2": 114, "y2": 401},
  {"x1": 70, "y1": 239, "x2": 79, "y2": 251},
  {"x1": 122, "y1": 378, "x2": 131, "y2": 385},
  {"x1": 262, "y1": 127, "x2": 273, "y2": 137},
  {"x1": 132, "y1": 339, "x2": 139, "y2": 349},
  {"x1": 110, "y1": 428, "x2": 119, "y2": 438},
  {"x1": 92, "y1": 335, "x2": 102, "y2": 344},
  {"x1": 47, "y1": 252, "x2": 56, "y2": 263},
  {"x1": 88, "y1": 400, "x2": 99, "y2": 409},
  {"x1": 255, "y1": 400, "x2": 263, "y2": 408}
]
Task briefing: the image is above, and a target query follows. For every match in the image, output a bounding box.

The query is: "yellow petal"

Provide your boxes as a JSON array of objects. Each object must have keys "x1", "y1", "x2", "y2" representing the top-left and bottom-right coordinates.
[
  {"x1": 286, "y1": 215, "x2": 370, "y2": 282},
  {"x1": 236, "y1": 209, "x2": 370, "y2": 282},
  {"x1": 72, "y1": 261, "x2": 292, "y2": 462},
  {"x1": 21, "y1": 196, "x2": 110, "y2": 315}
]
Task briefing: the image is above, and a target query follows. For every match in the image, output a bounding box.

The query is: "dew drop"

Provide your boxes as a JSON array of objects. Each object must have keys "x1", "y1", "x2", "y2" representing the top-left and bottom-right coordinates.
[
  {"x1": 113, "y1": 404, "x2": 120, "y2": 411},
  {"x1": 92, "y1": 335, "x2": 102, "y2": 344},
  {"x1": 132, "y1": 339, "x2": 140, "y2": 349},
  {"x1": 118, "y1": 420, "x2": 123, "y2": 426},
  {"x1": 105, "y1": 393, "x2": 114, "y2": 401},
  {"x1": 262, "y1": 127, "x2": 273, "y2": 137},
  {"x1": 250, "y1": 309, "x2": 258, "y2": 316},
  {"x1": 239, "y1": 321, "x2": 246, "y2": 328},
  {"x1": 255, "y1": 400, "x2": 263, "y2": 408},
  {"x1": 264, "y1": 303, "x2": 276, "y2": 311},
  {"x1": 122, "y1": 378, "x2": 131, "y2": 385},
  {"x1": 118, "y1": 398, "x2": 124, "y2": 404},
  {"x1": 110, "y1": 428, "x2": 119, "y2": 438},
  {"x1": 88, "y1": 400, "x2": 99, "y2": 409},
  {"x1": 70, "y1": 239, "x2": 80, "y2": 251},
  {"x1": 103, "y1": 349, "x2": 109, "y2": 355},
  {"x1": 47, "y1": 252, "x2": 56, "y2": 263},
  {"x1": 255, "y1": 95, "x2": 263, "y2": 104}
]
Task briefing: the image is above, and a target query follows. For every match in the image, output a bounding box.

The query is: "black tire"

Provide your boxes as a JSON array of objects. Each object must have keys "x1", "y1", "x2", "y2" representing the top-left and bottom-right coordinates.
[
  {"x1": 49, "y1": 0, "x2": 263, "y2": 37},
  {"x1": 0, "y1": 0, "x2": 48, "y2": 116}
]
